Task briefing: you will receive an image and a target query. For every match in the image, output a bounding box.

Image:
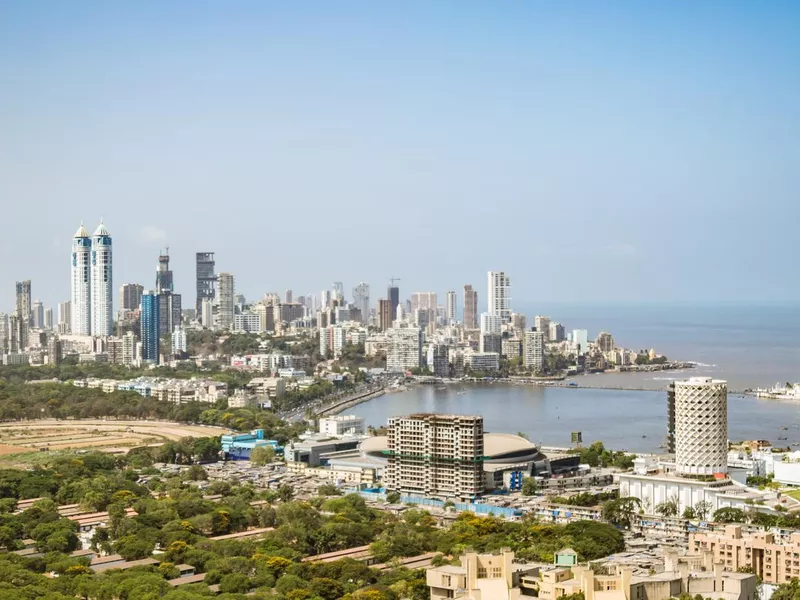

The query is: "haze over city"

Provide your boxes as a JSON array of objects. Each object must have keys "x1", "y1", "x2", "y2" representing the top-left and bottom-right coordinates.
[{"x1": 2, "y1": 2, "x2": 800, "y2": 308}]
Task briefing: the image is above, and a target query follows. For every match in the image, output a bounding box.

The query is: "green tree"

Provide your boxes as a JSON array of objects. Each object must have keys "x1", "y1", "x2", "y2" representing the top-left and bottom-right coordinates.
[
  {"x1": 693, "y1": 500, "x2": 713, "y2": 521},
  {"x1": 521, "y1": 477, "x2": 537, "y2": 496},
  {"x1": 386, "y1": 491, "x2": 401, "y2": 504},
  {"x1": 713, "y1": 507, "x2": 746, "y2": 523},
  {"x1": 602, "y1": 497, "x2": 640, "y2": 528},
  {"x1": 250, "y1": 445, "x2": 275, "y2": 466}
]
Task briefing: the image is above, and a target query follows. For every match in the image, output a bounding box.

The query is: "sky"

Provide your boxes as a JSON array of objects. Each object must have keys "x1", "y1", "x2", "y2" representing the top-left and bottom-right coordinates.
[{"x1": 1, "y1": 1, "x2": 799, "y2": 313}]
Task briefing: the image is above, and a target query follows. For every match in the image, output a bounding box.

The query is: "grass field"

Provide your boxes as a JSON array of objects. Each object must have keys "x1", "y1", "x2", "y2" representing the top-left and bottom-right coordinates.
[{"x1": 0, "y1": 419, "x2": 230, "y2": 466}]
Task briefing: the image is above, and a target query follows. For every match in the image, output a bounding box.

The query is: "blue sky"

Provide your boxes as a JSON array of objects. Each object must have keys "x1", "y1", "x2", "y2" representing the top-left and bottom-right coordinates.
[{"x1": 1, "y1": 2, "x2": 799, "y2": 311}]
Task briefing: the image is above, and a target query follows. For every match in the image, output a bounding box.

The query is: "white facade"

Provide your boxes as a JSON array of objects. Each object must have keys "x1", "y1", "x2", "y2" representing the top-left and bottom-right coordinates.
[
  {"x1": 487, "y1": 271, "x2": 511, "y2": 323},
  {"x1": 122, "y1": 332, "x2": 138, "y2": 367},
  {"x1": 572, "y1": 329, "x2": 589, "y2": 355},
  {"x1": 523, "y1": 330, "x2": 545, "y2": 371},
  {"x1": 465, "y1": 351, "x2": 500, "y2": 372},
  {"x1": 201, "y1": 298, "x2": 214, "y2": 329},
  {"x1": 445, "y1": 291, "x2": 457, "y2": 324},
  {"x1": 71, "y1": 223, "x2": 92, "y2": 336},
  {"x1": 90, "y1": 221, "x2": 113, "y2": 337},
  {"x1": 549, "y1": 322, "x2": 565, "y2": 342},
  {"x1": 234, "y1": 313, "x2": 261, "y2": 332},
  {"x1": 58, "y1": 301, "x2": 72, "y2": 333},
  {"x1": 675, "y1": 377, "x2": 728, "y2": 476},
  {"x1": 479, "y1": 312, "x2": 502, "y2": 335},
  {"x1": 171, "y1": 327, "x2": 187, "y2": 354},
  {"x1": 319, "y1": 415, "x2": 365, "y2": 436},
  {"x1": 386, "y1": 326, "x2": 422, "y2": 372},
  {"x1": 534, "y1": 315, "x2": 551, "y2": 341},
  {"x1": 0, "y1": 313, "x2": 7, "y2": 354}
]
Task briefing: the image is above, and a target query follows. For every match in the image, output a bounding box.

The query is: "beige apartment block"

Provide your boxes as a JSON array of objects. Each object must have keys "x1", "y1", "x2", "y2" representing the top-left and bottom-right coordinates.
[
  {"x1": 690, "y1": 524, "x2": 800, "y2": 585},
  {"x1": 427, "y1": 550, "x2": 535, "y2": 600}
]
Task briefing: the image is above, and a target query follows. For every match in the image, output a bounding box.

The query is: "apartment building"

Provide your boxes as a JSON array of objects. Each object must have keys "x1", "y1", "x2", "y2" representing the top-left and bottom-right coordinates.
[
  {"x1": 690, "y1": 524, "x2": 800, "y2": 585},
  {"x1": 427, "y1": 550, "x2": 535, "y2": 600},
  {"x1": 385, "y1": 413, "x2": 484, "y2": 502}
]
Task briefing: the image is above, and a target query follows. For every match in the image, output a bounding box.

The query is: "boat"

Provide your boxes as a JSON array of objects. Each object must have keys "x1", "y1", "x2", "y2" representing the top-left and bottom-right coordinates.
[
  {"x1": 435, "y1": 386, "x2": 447, "y2": 391},
  {"x1": 778, "y1": 436, "x2": 788, "y2": 441},
  {"x1": 457, "y1": 390, "x2": 467, "y2": 396}
]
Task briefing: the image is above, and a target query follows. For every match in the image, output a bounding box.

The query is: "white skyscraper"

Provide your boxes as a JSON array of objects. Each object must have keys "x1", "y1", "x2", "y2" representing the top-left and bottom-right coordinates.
[
  {"x1": 572, "y1": 329, "x2": 589, "y2": 355},
  {"x1": 91, "y1": 221, "x2": 113, "y2": 337},
  {"x1": 487, "y1": 271, "x2": 511, "y2": 323},
  {"x1": 674, "y1": 377, "x2": 728, "y2": 476},
  {"x1": 71, "y1": 223, "x2": 92, "y2": 336},
  {"x1": 523, "y1": 330, "x2": 545, "y2": 371},
  {"x1": 445, "y1": 291, "x2": 457, "y2": 324},
  {"x1": 479, "y1": 312, "x2": 502, "y2": 335}
]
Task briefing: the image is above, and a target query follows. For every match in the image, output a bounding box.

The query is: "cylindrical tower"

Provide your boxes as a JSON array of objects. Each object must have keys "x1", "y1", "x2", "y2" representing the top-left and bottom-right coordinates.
[
  {"x1": 71, "y1": 223, "x2": 92, "y2": 336},
  {"x1": 675, "y1": 377, "x2": 728, "y2": 476},
  {"x1": 91, "y1": 221, "x2": 113, "y2": 337}
]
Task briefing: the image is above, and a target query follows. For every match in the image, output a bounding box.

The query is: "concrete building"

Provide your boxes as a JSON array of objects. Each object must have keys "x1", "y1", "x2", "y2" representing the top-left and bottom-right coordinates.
[
  {"x1": 120, "y1": 283, "x2": 143, "y2": 313},
  {"x1": 58, "y1": 301, "x2": 71, "y2": 335},
  {"x1": 427, "y1": 343, "x2": 450, "y2": 377},
  {"x1": 427, "y1": 550, "x2": 535, "y2": 600},
  {"x1": 71, "y1": 223, "x2": 92, "y2": 336},
  {"x1": 675, "y1": 377, "x2": 728, "y2": 476},
  {"x1": 15, "y1": 280, "x2": 31, "y2": 350},
  {"x1": 549, "y1": 322, "x2": 565, "y2": 343},
  {"x1": 44, "y1": 307, "x2": 53, "y2": 330},
  {"x1": 523, "y1": 330, "x2": 545, "y2": 372},
  {"x1": 487, "y1": 271, "x2": 511, "y2": 323},
  {"x1": 32, "y1": 300, "x2": 43, "y2": 329},
  {"x1": 385, "y1": 413, "x2": 485, "y2": 502},
  {"x1": 465, "y1": 351, "x2": 500, "y2": 373},
  {"x1": 690, "y1": 524, "x2": 800, "y2": 585},
  {"x1": 320, "y1": 325, "x2": 348, "y2": 359},
  {"x1": 463, "y1": 284, "x2": 478, "y2": 329},
  {"x1": 446, "y1": 291, "x2": 457, "y2": 325},
  {"x1": 480, "y1": 312, "x2": 501, "y2": 336},
  {"x1": 217, "y1": 272, "x2": 235, "y2": 330},
  {"x1": 234, "y1": 313, "x2": 261, "y2": 333},
  {"x1": 534, "y1": 316, "x2": 552, "y2": 341},
  {"x1": 195, "y1": 252, "x2": 215, "y2": 317},
  {"x1": 502, "y1": 337, "x2": 522, "y2": 360},
  {"x1": 91, "y1": 221, "x2": 113, "y2": 337},
  {"x1": 352, "y1": 283, "x2": 369, "y2": 323},
  {"x1": 411, "y1": 292, "x2": 438, "y2": 315},
  {"x1": 596, "y1": 331, "x2": 614, "y2": 352},
  {"x1": 387, "y1": 285, "x2": 400, "y2": 320},
  {"x1": 511, "y1": 313, "x2": 527, "y2": 332},
  {"x1": 121, "y1": 332, "x2": 137, "y2": 366},
  {"x1": 572, "y1": 329, "x2": 589, "y2": 355},
  {"x1": 200, "y1": 298, "x2": 214, "y2": 330},
  {"x1": 386, "y1": 326, "x2": 423, "y2": 372},
  {"x1": 319, "y1": 415, "x2": 365, "y2": 437},
  {"x1": 171, "y1": 326, "x2": 187, "y2": 355}
]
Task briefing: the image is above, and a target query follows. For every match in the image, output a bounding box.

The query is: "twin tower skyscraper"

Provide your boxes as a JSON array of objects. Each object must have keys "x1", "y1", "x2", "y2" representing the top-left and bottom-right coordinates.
[{"x1": 71, "y1": 221, "x2": 113, "y2": 337}]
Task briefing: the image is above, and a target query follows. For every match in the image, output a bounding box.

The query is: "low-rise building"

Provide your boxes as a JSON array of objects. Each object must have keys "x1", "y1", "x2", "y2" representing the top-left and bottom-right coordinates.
[
  {"x1": 319, "y1": 415, "x2": 365, "y2": 437},
  {"x1": 427, "y1": 549, "x2": 537, "y2": 600},
  {"x1": 247, "y1": 377, "x2": 286, "y2": 399},
  {"x1": 465, "y1": 351, "x2": 499, "y2": 373}
]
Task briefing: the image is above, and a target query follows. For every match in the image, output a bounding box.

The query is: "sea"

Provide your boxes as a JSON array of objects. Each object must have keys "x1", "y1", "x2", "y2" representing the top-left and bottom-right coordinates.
[{"x1": 348, "y1": 303, "x2": 800, "y2": 452}]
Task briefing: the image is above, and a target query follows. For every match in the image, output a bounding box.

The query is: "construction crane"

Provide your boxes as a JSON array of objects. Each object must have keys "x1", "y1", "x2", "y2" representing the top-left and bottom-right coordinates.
[{"x1": 389, "y1": 277, "x2": 401, "y2": 287}]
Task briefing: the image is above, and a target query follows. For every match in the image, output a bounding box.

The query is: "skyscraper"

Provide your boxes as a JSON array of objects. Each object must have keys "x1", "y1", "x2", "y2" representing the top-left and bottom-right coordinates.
[
  {"x1": 140, "y1": 291, "x2": 160, "y2": 363},
  {"x1": 90, "y1": 221, "x2": 113, "y2": 337},
  {"x1": 332, "y1": 281, "x2": 344, "y2": 303},
  {"x1": 58, "y1": 301, "x2": 72, "y2": 334},
  {"x1": 217, "y1": 273, "x2": 235, "y2": 330},
  {"x1": 15, "y1": 281, "x2": 31, "y2": 349},
  {"x1": 352, "y1": 283, "x2": 370, "y2": 323},
  {"x1": 445, "y1": 291, "x2": 457, "y2": 325},
  {"x1": 387, "y1": 285, "x2": 400, "y2": 320},
  {"x1": 523, "y1": 329, "x2": 545, "y2": 372},
  {"x1": 674, "y1": 377, "x2": 728, "y2": 476},
  {"x1": 320, "y1": 289, "x2": 331, "y2": 309},
  {"x1": 285, "y1": 289, "x2": 293, "y2": 304},
  {"x1": 120, "y1": 284, "x2": 143, "y2": 312},
  {"x1": 156, "y1": 251, "x2": 173, "y2": 294},
  {"x1": 195, "y1": 252, "x2": 216, "y2": 317},
  {"x1": 0, "y1": 313, "x2": 8, "y2": 354},
  {"x1": 71, "y1": 223, "x2": 92, "y2": 336},
  {"x1": 44, "y1": 308, "x2": 53, "y2": 330},
  {"x1": 156, "y1": 250, "x2": 181, "y2": 335},
  {"x1": 463, "y1": 284, "x2": 478, "y2": 329},
  {"x1": 487, "y1": 271, "x2": 511, "y2": 323},
  {"x1": 378, "y1": 299, "x2": 392, "y2": 331},
  {"x1": 32, "y1": 300, "x2": 44, "y2": 329}
]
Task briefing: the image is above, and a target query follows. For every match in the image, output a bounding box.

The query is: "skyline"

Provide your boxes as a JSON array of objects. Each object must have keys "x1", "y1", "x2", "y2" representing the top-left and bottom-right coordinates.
[{"x1": 2, "y1": 2, "x2": 800, "y2": 306}]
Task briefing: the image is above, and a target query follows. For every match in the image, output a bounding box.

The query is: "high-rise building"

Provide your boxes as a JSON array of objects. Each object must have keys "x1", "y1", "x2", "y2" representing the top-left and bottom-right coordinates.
[
  {"x1": 58, "y1": 301, "x2": 71, "y2": 335},
  {"x1": 195, "y1": 252, "x2": 216, "y2": 316},
  {"x1": 387, "y1": 285, "x2": 400, "y2": 320},
  {"x1": 378, "y1": 299, "x2": 392, "y2": 331},
  {"x1": 410, "y1": 292, "x2": 437, "y2": 315},
  {"x1": 332, "y1": 281, "x2": 344, "y2": 303},
  {"x1": 120, "y1": 284, "x2": 143, "y2": 312},
  {"x1": 140, "y1": 291, "x2": 160, "y2": 363},
  {"x1": 487, "y1": 271, "x2": 511, "y2": 323},
  {"x1": 427, "y1": 344, "x2": 450, "y2": 377},
  {"x1": 572, "y1": 329, "x2": 589, "y2": 355},
  {"x1": 445, "y1": 291, "x2": 457, "y2": 325},
  {"x1": 320, "y1": 290, "x2": 331, "y2": 309},
  {"x1": 15, "y1": 280, "x2": 31, "y2": 350},
  {"x1": 44, "y1": 308, "x2": 53, "y2": 330},
  {"x1": 352, "y1": 283, "x2": 370, "y2": 324},
  {"x1": 71, "y1": 223, "x2": 92, "y2": 336},
  {"x1": 596, "y1": 331, "x2": 614, "y2": 352},
  {"x1": 32, "y1": 300, "x2": 44, "y2": 329},
  {"x1": 667, "y1": 382, "x2": 676, "y2": 455},
  {"x1": 534, "y1": 316, "x2": 551, "y2": 341},
  {"x1": 171, "y1": 326, "x2": 187, "y2": 355},
  {"x1": 217, "y1": 273, "x2": 235, "y2": 330},
  {"x1": 674, "y1": 377, "x2": 728, "y2": 476},
  {"x1": 156, "y1": 251, "x2": 173, "y2": 294},
  {"x1": 285, "y1": 289, "x2": 293, "y2": 304},
  {"x1": 155, "y1": 251, "x2": 181, "y2": 335},
  {"x1": 385, "y1": 413, "x2": 484, "y2": 502},
  {"x1": 8, "y1": 314, "x2": 18, "y2": 352},
  {"x1": 201, "y1": 299, "x2": 214, "y2": 330},
  {"x1": 386, "y1": 327, "x2": 423, "y2": 372},
  {"x1": 121, "y1": 331, "x2": 138, "y2": 366},
  {"x1": 463, "y1": 284, "x2": 478, "y2": 329},
  {"x1": 90, "y1": 221, "x2": 113, "y2": 337},
  {"x1": 549, "y1": 322, "x2": 565, "y2": 342},
  {"x1": 0, "y1": 313, "x2": 7, "y2": 354},
  {"x1": 523, "y1": 329, "x2": 545, "y2": 372}
]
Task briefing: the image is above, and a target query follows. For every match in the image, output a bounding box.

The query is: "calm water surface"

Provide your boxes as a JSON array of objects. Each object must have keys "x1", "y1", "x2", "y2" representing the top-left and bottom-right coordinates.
[{"x1": 349, "y1": 384, "x2": 800, "y2": 453}]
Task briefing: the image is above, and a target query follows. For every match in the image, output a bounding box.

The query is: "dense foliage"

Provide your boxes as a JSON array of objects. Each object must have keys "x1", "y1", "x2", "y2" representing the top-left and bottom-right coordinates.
[{"x1": 567, "y1": 441, "x2": 635, "y2": 470}]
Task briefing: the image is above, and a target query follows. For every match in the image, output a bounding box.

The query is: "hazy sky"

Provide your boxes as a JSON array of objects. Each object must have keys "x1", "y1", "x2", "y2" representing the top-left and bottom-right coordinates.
[{"x1": 2, "y1": 2, "x2": 799, "y2": 312}]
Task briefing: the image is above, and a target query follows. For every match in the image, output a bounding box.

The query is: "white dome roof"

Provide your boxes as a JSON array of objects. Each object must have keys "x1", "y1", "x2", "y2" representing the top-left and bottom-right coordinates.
[
  {"x1": 93, "y1": 220, "x2": 110, "y2": 236},
  {"x1": 73, "y1": 222, "x2": 90, "y2": 238}
]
